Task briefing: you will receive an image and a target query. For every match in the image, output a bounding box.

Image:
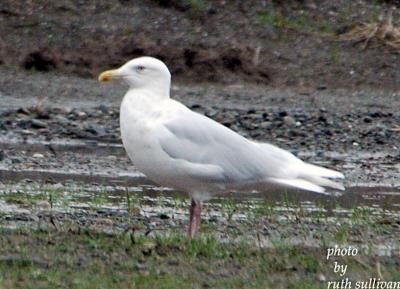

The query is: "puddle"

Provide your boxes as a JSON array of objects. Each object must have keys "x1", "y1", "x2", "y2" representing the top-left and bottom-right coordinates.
[{"x1": 0, "y1": 138, "x2": 399, "y2": 210}]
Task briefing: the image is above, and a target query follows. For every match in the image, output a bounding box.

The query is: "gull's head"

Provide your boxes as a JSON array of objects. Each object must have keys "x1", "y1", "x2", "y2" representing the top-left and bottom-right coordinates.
[{"x1": 98, "y1": 56, "x2": 171, "y2": 94}]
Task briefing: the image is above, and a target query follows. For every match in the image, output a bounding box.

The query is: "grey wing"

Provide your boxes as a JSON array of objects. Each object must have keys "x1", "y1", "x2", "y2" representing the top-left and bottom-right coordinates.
[{"x1": 158, "y1": 110, "x2": 298, "y2": 184}]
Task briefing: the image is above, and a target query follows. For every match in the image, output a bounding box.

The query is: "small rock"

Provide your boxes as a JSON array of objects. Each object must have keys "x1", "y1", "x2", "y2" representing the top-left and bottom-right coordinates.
[
  {"x1": 17, "y1": 119, "x2": 31, "y2": 129},
  {"x1": 86, "y1": 124, "x2": 106, "y2": 136},
  {"x1": 283, "y1": 116, "x2": 296, "y2": 126},
  {"x1": 318, "y1": 273, "x2": 326, "y2": 282},
  {"x1": 36, "y1": 200, "x2": 51, "y2": 211},
  {"x1": 52, "y1": 183, "x2": 64, "y2": 190},
  {"x1": 369, "y1": 112, "x2": 382, "y2": 118},
  {"x1": 31, "y1": 119, "x2": 47, "y2": 128},
  {"x1": 11, "y1": 157, "x2": 22, "y2": 164},
  {"x1": 36, "y1": 110, "x2": 50, "y2": 119},
  {"x1": 98, "y1": 104, "x2": 109, "y2": 114},
  {"x1": 76, "y1": 111, "x2": 87, "y2": 118},
  {"x1": 167, "y1": 259, "x2": 179, "y2": 266},
  {"x1": 33, "y1": 153, "x2": 44, "y2": 158},
  {"x1": 54, "y1": 115, "x2": 70, "y2": 125},
  {"x1": 21, "y1": 129, "x2": 35, "y2": 135},
  {"x1": 260, "y1": 121, "x2": 272, "y2": 129},
  {"x1": 363, "y1": 117, "x2": 372, "y2": 123},
  {"x1": 135, "y1": 262, "x2": 148, "y2": 271},
  {"x1": 54, "y1": 107, "x2": 72, "y2": 114},
  {"x1": 107, "y1": 155, "x2": 117, "y2": 161},
  {"x1": 317, "y1": 82, "x2": 327, "y2": 90},
  {"x1": 77, "y1": 254, "x2": 88, "y2": 265}
]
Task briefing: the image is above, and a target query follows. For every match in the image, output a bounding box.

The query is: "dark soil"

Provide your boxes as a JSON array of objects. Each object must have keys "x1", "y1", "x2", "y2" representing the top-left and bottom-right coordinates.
[{"x1": 2, "y1": 0, "x2": 400, "y2": 88}]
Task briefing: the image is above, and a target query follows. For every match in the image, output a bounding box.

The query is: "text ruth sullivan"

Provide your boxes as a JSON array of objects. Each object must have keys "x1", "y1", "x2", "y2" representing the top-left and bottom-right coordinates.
[{"x1": 328, "y1": 278, "x2": 400, "y2": 289}]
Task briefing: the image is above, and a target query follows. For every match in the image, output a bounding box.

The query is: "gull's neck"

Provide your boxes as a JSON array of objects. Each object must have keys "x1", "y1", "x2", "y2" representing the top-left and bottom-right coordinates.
[
  {"x1": 122, "y1": 83, "x2": 171, "y2": 115},
  {"x1": 130, "y1": 77, "x2": 171, "y2": 100},
  {"x1": 126, "y1": 86, "x2": 170, "y2": 102}
]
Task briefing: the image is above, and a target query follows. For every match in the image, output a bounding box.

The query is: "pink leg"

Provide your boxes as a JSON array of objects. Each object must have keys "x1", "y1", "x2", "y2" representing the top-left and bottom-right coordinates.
[{"x1": 188, "y1": 198, "x2": 202, "y2": 238}]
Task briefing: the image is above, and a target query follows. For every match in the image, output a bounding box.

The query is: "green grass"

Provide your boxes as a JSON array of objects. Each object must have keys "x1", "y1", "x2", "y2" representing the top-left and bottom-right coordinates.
[
  {"x1": 256, "y1": 9, "x2": 334, "y2": 36},
  {"x1": 0, "y1": 226, "x2": 398, "y2": 289},
  {"x1": 328, "y1": 42, "x2": 341, "y2": 63},
  {"x1": 187, "y1": 0, "x2": 205, "y2": 11}
]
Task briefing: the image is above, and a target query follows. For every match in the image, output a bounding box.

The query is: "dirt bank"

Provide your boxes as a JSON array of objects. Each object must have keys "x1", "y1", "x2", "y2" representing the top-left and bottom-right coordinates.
[{"x1": 2, "y1": 0, "x2": 400, "y2": 88}]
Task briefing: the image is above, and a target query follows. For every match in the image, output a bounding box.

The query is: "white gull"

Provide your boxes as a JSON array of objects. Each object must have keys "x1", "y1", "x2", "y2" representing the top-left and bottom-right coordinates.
[{"x1": 99, "y1": 56, "x2": 344, "y2": 237}]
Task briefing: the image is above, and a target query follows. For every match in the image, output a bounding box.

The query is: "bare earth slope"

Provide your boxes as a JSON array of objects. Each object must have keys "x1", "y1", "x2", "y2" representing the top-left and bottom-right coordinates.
[{"x1": 2, "y1": 0, "x2": 400, "y2": 88}]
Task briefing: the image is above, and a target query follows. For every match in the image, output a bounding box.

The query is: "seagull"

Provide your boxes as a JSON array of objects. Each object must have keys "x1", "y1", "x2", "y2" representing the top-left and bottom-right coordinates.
[{"x1": 99, "y1": 57, "x2": 344, "y2": 237}]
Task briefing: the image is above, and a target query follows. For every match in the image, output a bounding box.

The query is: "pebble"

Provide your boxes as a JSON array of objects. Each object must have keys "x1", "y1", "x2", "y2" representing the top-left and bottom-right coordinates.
[
  {"x1": 17, "y1": 119, "x2": 31, "y2": 129},
  {"x1": 54, "y1": 107, "x2": 73, "y2": 115},
  {"x1": 283, "y1": 115, "x2": 296, "y2": 126},
  {"x1": 11, "y1": 157, "x2": 22, "y2": 164},
  {"x1": 31, "y1": 119, "x2": 47, "y2": 128},
  {"x1": 52, "y1": 183, "x2": 64, "y2": 190},
  {"x1": 107, "y1": 155, "x2": 117, "y2": 161},
  {"x1": 33, "y1": 153, "x2": 45, "y2": 158},
  {"x1": 167, "y1": 259, "x2": 180, "y2": 266},
  {"x1": 76, "y1": 111, "x2": 87, "y2": 118},
  {"x1": 260, "y1": 121, "x2": 272, "y2": 129},
  {"x1": 54, "y1": 115, "x2": 70, "y2": 125},
  {"x1": 317, "y1": 82, "x2": 327, "y2": 90},
  {"x1": 21, "y1": 129, "x2": 35, "y2": 135},
  {"x1": 318, "y1": 274, "x2": 326, "y2": 282},
  {"x1": 363, "y1": 117, "x2": 372, "y2": 123},
  {"x1": 98, "y1": 104, "x2": 109, "y2": 114},
  {"x1": 86, "y1": 124, "x2": 106, "y2": 136},
  {"x1": 36, "y1": 200, "x2": 51, "y2": 211},
  {"x1": 135, "y1": 262, "x2": 148, "y2": 271}
]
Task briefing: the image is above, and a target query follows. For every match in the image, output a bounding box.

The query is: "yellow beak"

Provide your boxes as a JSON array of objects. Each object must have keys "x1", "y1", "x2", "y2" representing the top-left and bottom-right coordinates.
[{"x1": 98, "y1": 69, "x2": 119, "y2": 82}]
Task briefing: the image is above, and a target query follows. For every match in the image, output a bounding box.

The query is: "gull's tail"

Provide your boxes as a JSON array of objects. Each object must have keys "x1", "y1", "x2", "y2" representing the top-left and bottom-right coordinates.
[{"x1": 269, "y1": 162, "x2": 345, "y2": 195}]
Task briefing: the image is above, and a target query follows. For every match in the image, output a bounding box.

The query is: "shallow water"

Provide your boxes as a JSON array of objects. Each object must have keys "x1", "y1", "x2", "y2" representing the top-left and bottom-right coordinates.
[{"x1": 0, "y1": 138, "x2": 399, "y2": 213}]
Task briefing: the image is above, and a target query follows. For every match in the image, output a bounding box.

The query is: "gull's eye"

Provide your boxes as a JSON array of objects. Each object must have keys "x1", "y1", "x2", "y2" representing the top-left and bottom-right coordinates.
[{"x1": 136, "y1": 65, "x2": 145, "y2": 72}]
